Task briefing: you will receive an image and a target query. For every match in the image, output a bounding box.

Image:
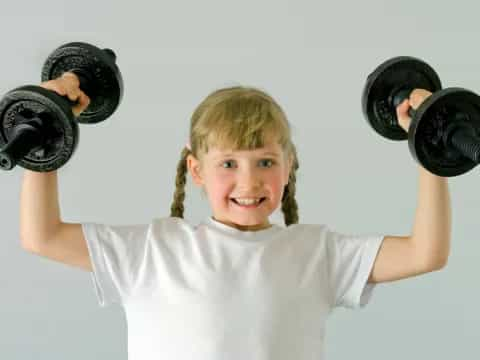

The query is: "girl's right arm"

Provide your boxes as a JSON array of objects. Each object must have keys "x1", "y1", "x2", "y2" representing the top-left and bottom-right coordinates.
[
  {"x1": 20, "y1": 171, "x2": 92, "y2": 271},
  {"x1": 20, "y1": 73, "x2": 92, "y2": 272}
]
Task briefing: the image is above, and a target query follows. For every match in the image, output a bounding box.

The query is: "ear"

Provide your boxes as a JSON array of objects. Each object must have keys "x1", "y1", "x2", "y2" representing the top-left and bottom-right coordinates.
[{"x1": 186, "y1": 154, "x2": 204, "y2": 187}]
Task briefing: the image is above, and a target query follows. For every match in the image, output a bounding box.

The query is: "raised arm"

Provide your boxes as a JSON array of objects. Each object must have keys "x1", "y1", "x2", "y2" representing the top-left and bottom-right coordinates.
[
  {"x1": 367, "y1": 89, "x2": 451, "y2": 284},
  {"x1": 20, "y1": 73, "x2": 93, "y2": 271}
]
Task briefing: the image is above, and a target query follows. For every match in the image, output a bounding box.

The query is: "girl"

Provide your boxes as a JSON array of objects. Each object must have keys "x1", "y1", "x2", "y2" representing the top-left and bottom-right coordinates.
[{"x1": 21, "y1": 73, "x2": 450, "y2": 360}]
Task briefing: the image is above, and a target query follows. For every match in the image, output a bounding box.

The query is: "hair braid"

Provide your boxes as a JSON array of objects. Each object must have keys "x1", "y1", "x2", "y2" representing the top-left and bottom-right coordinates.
[
  {"x1": 170, "y1": 147, "x2": 190, "y2": 218},
  {"x1": 281, "y1": 150, "x2": 300, "y2": 226}
]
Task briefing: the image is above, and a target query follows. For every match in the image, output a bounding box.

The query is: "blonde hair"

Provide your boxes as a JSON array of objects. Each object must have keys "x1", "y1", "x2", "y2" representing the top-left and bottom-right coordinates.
[{"x1": 169, "y1": 86, "x2": 300, "y2": 226}]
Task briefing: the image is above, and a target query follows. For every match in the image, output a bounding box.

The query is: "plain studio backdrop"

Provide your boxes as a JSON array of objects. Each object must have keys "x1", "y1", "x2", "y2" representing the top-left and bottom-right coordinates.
[{"x1": 1, "y1": 0, "x2": 478, "y2": 359}]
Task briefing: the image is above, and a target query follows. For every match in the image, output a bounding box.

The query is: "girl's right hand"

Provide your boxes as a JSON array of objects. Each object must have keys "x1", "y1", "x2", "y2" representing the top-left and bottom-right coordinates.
[{"x1": 40, "y1": 72, "x2": 91, "y2": 117}]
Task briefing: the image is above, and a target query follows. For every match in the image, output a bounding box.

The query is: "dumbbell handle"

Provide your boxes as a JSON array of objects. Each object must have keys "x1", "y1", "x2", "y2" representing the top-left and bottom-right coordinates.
[
  {"x1": 391, "y1": 87, "x2": 416, "y2": 119},
  {"x1": 0, "y1": 116, "x2": 45, "y2": 170},
  {"x1": 391, "y1": 87, "x2": 480, "y2": 163}
]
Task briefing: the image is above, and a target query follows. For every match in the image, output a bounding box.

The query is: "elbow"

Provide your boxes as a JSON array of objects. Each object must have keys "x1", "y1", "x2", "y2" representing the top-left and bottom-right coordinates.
[
  {"x1": 431, "y1": 254, "x2": 449, "y2": 271},
  {"x1": 437, "y1": 245, "x2": 450, "y2": 270},
  {"x1": 415, "y1": 237, "x2": 450, "y2": 272},
  {"x1": 20, "y1": 226, "x2": 60, "y2": 253},
  {"x1": 20, "y1": 236, "x2": 42, "y2": 253}
]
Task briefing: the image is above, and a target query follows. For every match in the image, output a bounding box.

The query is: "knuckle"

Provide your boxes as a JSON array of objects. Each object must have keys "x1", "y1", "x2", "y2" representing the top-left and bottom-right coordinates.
[
  {"x1": 53, "y1": 86, "x2": 67, "y2": 96},
  {"x1": 81, "y1": 92, "x2": 91, "y2": 104}
]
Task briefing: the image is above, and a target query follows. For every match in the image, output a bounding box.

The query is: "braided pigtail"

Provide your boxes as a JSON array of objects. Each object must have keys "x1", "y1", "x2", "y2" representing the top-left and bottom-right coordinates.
[
  {"x1": 281, "y1": 147, "x2": 300, "y2": 226},
  {"x1": 169, "y1": 147, "x2": 190, "y2": 218}
]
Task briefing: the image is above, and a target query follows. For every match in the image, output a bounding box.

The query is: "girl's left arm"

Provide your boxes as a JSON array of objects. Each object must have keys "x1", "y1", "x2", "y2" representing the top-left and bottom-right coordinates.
[
  {"x1": 367, "y1": 89, "x2": 451, "y2": 284},
  {"x1": 402, "y1": 89, "x2": 451, "y2": 267}
]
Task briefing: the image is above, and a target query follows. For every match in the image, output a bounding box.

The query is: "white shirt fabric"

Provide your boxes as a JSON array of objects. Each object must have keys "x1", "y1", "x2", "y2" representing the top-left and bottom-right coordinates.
[{"x1": 82, "y1": 216, "x2": 384, "y2": 360}]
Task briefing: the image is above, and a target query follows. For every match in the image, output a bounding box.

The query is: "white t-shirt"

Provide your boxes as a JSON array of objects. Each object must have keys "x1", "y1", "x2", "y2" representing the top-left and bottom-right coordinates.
[{"x1": 82, "y1": 216, "x2": 384, "y2": 360}]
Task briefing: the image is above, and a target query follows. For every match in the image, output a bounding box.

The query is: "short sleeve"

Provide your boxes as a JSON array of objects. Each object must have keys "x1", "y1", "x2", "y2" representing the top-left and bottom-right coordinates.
[
  {"x1": 325, "y1": 227, "x2": 384, "y2": 309},
  {"x1": 82, "y1": 222, "x2": 151, "y2": 308}
]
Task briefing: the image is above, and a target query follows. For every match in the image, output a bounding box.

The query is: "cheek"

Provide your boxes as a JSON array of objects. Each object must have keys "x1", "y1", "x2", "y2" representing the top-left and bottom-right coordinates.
[
  {"x1": 269, "y1": 182, "x2": 286, "y2": 200},
  {"x1": 266, "y1": 170, "x2": 285, "y2": 187},
  {"x1": 208, "y1": 175, "x2": 232, "y2": 199},
  {"x1": 262, "y1": 172, "x2": 286, "y2": 201}
]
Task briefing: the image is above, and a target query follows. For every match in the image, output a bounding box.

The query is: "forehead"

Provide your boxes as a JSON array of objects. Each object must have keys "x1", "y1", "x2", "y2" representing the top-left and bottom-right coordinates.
[{"x1": 208, "y1": 142, "x2": 283, "y2": 159}]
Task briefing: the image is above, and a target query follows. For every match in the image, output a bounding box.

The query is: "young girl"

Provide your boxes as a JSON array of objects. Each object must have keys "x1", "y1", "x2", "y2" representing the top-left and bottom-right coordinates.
[{"x1": 21, "y1": 73, "x2": 451, "y2": 360}]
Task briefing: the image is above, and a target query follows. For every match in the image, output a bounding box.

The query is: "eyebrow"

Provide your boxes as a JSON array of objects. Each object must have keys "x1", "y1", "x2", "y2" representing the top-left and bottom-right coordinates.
[{"x1": 214, "y1": 152, "x2": 281, "y2": 159}]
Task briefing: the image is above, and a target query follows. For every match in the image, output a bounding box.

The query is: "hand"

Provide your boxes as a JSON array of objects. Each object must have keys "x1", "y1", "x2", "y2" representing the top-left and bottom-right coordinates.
[
  {"x1": 395, "y1": 88, "x2": 433, "y2": 132},
  {"x1": 40, "y1": 72, "x2": 91, "y2": 117}
]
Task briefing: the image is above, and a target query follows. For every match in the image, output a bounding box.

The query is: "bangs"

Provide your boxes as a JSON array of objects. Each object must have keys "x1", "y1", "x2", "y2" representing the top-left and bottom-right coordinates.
[{"x1": 194, "y1": 91, "x2": 290, "y2": 154}]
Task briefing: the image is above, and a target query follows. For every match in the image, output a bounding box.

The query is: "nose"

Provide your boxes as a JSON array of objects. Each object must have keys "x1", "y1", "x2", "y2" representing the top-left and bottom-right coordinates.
[{"x1": 236, "y1": 167, "x2": 262, "y2": 189}]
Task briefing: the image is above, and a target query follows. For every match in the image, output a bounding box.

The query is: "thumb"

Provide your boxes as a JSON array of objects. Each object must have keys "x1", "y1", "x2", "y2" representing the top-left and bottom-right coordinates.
[{"x1": 396, "y1": 99, "x2": 411, "y2": 132}]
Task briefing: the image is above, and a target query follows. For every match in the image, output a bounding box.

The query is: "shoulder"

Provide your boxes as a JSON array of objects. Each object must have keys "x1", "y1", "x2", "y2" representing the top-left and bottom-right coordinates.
[
  {"x1": 277, "y1": 223, "x2": 331, "y2": 249},
  {"x1": 285, "y1": 223, "x2": 382, "y2": 249},
  {"x1": 282, "y1": 222, "x2": 330, "y2": 239},
  {"x1": 150, "y1": 216, "x2": 199, "y2": 238}
]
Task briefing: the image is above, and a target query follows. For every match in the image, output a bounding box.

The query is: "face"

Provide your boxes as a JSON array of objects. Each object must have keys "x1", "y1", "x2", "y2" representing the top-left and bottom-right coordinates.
[{"x1": 187, "y1": 139, "x2": 292, "y2": 231}]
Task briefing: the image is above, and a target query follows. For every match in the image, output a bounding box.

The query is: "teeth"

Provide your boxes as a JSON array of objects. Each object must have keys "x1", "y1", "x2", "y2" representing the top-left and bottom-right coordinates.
[{"x1": 235, "y1": 198, "x2": 261, "y2": 205}]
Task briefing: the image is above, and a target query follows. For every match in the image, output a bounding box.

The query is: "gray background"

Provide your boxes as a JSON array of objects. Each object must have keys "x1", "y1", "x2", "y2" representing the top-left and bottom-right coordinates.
[{"x1": 1, "y1": 0, "x2": 478, "y2": 358}]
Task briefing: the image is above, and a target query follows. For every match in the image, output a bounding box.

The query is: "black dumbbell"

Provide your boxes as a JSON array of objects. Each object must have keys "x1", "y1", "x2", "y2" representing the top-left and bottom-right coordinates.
[
  {"x1": 362, "y1": 56, "x2": 480, "y2": 177},
  {"x1": 0, "y1": 42, "x2": 124, "y2": 172}
]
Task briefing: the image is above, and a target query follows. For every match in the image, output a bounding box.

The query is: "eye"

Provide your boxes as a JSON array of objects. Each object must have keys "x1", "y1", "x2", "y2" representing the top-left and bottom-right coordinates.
[
  {"x1": 221, "y1": 159, "x2": 275, "y2": 168},
  {"x1": 259, "y1": 159, "x2": 275, "y2": 167},
  {"x1": 222, "y1": 160, "x2": 235, "y2": 168}
]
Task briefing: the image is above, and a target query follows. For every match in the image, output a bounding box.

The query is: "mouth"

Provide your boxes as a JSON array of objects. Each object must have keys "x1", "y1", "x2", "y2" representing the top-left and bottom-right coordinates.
[{"x1": 230, "y1": 197, "x2": 266, "y2": 208}]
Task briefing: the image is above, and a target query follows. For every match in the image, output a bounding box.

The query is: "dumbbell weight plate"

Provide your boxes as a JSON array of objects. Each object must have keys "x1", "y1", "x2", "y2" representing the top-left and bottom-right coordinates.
[
  {"x1": 409, "y1": 87, "x2": 480, "y2": 177},
  {"x1": 0, "y1": 85, "x2": 79, "y2": 172},
  {"x1": 362, "y1": 56, "x2": 442, "y2": 140},
  {"x1": 41, "y1": 42, "x2": 123, "y2": 124}
]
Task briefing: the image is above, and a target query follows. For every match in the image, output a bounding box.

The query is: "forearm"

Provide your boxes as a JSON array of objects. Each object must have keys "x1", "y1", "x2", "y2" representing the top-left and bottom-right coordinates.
[
  {"x1": 410, "y1": 165, "x2": 451, "y2": 266},
  {"x1": 20, "y1": 170, "x2": 62, "y2": 250}
]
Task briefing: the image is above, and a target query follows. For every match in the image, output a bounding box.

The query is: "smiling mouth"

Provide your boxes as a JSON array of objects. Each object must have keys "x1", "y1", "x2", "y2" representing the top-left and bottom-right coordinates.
[{"x1": 230, "y1": 197, "x2": 266, "y2": 206}]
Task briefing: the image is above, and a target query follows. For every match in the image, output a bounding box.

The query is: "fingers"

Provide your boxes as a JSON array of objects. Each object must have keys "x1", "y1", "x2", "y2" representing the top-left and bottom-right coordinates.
[
  {"x1": 408, "y1": 88, "x2": 432, "y2": 109},
  {"x1": 40, "y1": 73, "x2": 91, "y2": 117},
  {"x1": 72, "y1": 91, "x2": 90, "y2": 117},
  {"x1": 394, "y1": 89, "x2": 433, "y2": 133},
  {"x1": 396, "y1": 99, "x2": 411, "y2": 132}
]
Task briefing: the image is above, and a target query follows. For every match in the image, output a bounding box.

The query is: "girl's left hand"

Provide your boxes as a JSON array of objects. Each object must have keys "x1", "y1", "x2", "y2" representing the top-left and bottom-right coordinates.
[{"x1": 395, "y1": 88, "x2": 433, "y2": 132}]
